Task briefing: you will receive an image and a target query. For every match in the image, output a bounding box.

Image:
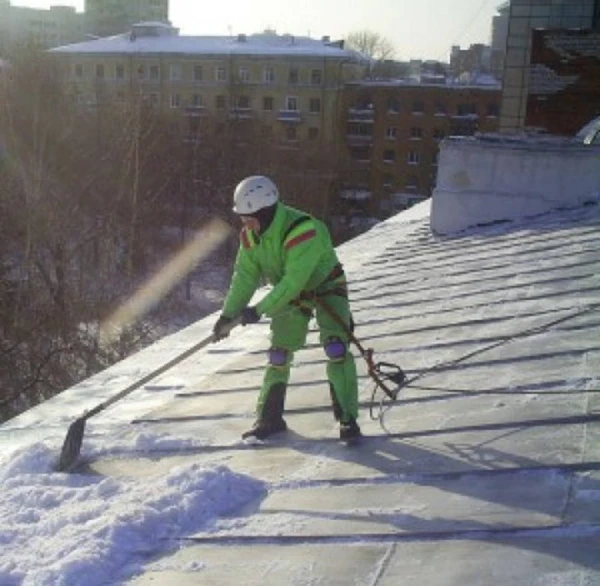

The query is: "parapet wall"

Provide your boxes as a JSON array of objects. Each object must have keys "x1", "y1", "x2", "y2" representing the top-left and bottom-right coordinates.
[{"x1": 430, "y1": 134, "x2": 600, "y2": 234}]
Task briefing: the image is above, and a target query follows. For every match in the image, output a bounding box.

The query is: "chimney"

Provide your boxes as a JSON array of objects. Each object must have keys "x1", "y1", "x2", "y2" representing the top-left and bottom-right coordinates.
[
  {"x1": 237, "y1": 33, "x2": 247, "y2": 42},
  {"x1": 322, "y1": 35, "x2": 330, "y2": 43}
]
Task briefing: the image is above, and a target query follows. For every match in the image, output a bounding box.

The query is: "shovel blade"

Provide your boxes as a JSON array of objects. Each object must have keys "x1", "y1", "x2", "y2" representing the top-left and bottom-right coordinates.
[{"x1": 56, "y1": 418, "x2": 86, "y2": 472}]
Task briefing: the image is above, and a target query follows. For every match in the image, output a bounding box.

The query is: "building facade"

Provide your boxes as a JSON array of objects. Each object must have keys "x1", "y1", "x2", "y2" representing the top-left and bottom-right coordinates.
[
  {"x1": 50, "y1": 23, "x2": 365, "y2": 146},
  {"x1": 84, "y1": 0, "x2": 169, "y2": 38},
  {"x1": 500, "y1": 0, "x2": 600, "y2": 133},
  {"x1": 526, "y1": 28, "x2": 600, "y2": 135},
  {"x1": 336, "y1": 80, "x2": 501, "y2": 234},
  {"x1": 0, "y1": 0, "x2": 84, "y2": 54}
]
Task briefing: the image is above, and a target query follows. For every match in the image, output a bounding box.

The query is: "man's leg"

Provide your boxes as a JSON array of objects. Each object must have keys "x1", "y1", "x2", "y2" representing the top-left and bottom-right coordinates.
[
  {"x1": 244, "y1": 304, "x2": 310, "y2": 439},
  {"x1": 316, "y1": 295, "x2": 359, "y2": 424}
]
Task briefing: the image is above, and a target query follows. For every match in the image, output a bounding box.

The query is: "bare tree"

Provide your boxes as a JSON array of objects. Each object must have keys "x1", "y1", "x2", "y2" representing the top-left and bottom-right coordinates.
[
  {"x1": 346, "y1": 29, "x2": 396, "y2": 78},
  {"x1": 346, "y1": 29, "x2": 395, "y2": 61}
]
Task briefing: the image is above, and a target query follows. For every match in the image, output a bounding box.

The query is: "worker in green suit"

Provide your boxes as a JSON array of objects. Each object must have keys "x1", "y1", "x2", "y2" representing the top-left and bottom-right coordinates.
[{"x1": 213, "y1": 175, "x2": 361, "y2": 441}]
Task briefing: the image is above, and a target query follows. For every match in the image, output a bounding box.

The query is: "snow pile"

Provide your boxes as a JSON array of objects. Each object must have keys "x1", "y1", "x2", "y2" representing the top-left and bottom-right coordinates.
[
  {"x1": 0, "y1": 444, "x2": 266, "y2": 586},
  {"x1": 82, "y1": 426, "x2": 211, "y2": 459}
]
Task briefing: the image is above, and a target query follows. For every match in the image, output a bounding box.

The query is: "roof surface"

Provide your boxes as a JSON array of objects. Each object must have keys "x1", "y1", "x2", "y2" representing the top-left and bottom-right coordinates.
[
  {"x1": 50, "y1": 29, "x2": 357, "y2": 59},
  {"x1": 2, "y1": 197, "x2": 600, "y2": 584}
]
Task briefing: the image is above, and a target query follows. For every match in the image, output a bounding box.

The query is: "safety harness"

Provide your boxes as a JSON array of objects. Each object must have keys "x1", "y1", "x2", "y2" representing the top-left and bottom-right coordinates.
[{"x1": 283, "y1": 216, "x2": 406, "y2": 404}]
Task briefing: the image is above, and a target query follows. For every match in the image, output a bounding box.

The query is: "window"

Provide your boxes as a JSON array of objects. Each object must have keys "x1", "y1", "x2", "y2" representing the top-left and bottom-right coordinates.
[
  {"x1": 487, "y1": 102, "x2": 499, "y2": 117},
  {"x1": 170, "y1": 94, "x2": 181, "y2": 108},
  {"x1": 309, "y1": 98, "x2": 321, "y2": 113},
  {"x1": 216, "y1": 66, "x2": 227, "y2": 81},
  {"x1": 410, "y1": 126, "x2": 423, "y2": 139},
  {"x1": 264, "y1": 66, "x2": 275, "y2": 83},
  {"x1": 191, "y1": 94, "x2": 203, "y2": 108},
  {"x1": 286, "y1": 96, "x2": 298, "y2": 111},
  {"x1": 433, "y1": 128, "x2": 445, "y2": 140},
  {"x1": 288, "y1": 66, "x2": 299, "y2": 84},
  {"x1": 148, "y1": 93, "x2": 159, "y2": 106},
  {"x1": 408, "y1": 151, "x2": 420, "y2": 164},
  {"x1": 308, "y1": 127, "x2": 319, "y2": 140},
  {"x1": 412, "y1": 100, "x2": 424, "y2": 114},
  {"x1": 95, "y1": 64, "x2": 104, "y2": 78},
  {"x1": 311, "y1": 69, "x2": 322, "y2": 85},
  {"x1": 263, "y1": 96, "x2": 274, "y2": 111},
  {"x1": 286, "y1": 126, "x2": 298, "y2": 141},
  {"x1": 216, "y1": 95, "x2": 226, "y2": 109},
  {"x1": 406, "y1": 175, "x2": 419, "y2": 190},
  {"x1": 74, "y1": 64, "x2": 83, "y2": 78},
  {"x1": 169, "y1": 64, "x2": 182, "y2": 81},
  {"x1": 457, "y1": 103, "x2": 477, "y2": 116},
  {"x1": 383, "y1": 173, "x2": 393, "y2": 187},
  {"x1": 116, "y1": 64, "x2": 125, "y2": 79},
  {"x1": 434, "y1": 101, "x2": 447, "y2": 115},
  {"x1": 149, "y1": 65, "x2": 160, "y2": 81},
  {"x1": 137, "y1": 65, "x2": 146, "y2": 79},
  {"x1": 237, "y1": 95, "x2": 250, "y2": 109},
  {"x1": 386, "y1": 127, "x2": 397, "y2": 139},
  {"x1": 383, "y1": 149, "x2": 396, "y2": 163},
  {"x1": 387, "y1": 97, "x2": 400, "y2": 113},
  {"x1": 193, "y1": 65, "x2": 203, "y2": 82},
  {"x1": 239, "y1": 66, "x2": 250, "y2": 82}
]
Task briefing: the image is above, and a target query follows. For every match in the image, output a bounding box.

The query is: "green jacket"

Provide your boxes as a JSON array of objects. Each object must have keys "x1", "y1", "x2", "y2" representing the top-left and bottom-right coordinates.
[{"x1": 222, "y1": 203, "x2": 341, "y2": 318}]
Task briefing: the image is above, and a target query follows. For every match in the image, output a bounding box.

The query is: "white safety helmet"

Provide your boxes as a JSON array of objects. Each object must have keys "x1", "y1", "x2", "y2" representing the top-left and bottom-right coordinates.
[{"x1": 233, "y1": 175, "x2": 279, "y2": 215}]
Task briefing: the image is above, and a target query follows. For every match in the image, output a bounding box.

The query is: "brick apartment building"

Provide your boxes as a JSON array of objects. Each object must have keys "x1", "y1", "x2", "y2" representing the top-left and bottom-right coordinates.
[{"x1": 334, "y1": 80, "x2": 501, "y2": 233}]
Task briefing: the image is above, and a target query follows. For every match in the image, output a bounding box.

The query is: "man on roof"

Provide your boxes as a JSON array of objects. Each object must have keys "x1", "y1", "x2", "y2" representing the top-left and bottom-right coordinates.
[{"x1": 213, "y1": 175, "x2": 361, "y2": 442}]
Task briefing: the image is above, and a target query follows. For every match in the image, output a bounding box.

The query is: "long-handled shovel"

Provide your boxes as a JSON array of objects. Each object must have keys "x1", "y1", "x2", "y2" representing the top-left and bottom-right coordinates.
[{"x1": 56, "y1": 319, "x2": 240, "y2": 472}]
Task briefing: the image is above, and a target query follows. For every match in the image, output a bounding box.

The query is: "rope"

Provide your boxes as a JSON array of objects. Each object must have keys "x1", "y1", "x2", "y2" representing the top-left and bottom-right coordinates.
[{"x1": 376, "y1": 302, "x2": 600, "y2": 426}]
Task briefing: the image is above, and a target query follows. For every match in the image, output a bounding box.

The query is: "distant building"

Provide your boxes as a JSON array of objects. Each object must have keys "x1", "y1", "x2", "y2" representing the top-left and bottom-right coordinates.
[
  {"x1": 84, "y1": 0, "x2": 170, "y2": 38},
  {"x1": 449, "y1": 43, "x2": 503, "y2": 81},
  {"x1": 500, "y1": 0, "x2": 600, "y2": 133},
  {"x1": 49, "y1": 23, "x2": 365, "y2": 144},
  {"x1": 336, "y1": 78, "x2": 501, "y2": 236},
  {"x1": 491, "y1": 1, "x2": 510, "y2": 52},
  {"x1": 526, "y1": 28, "x2": 600, "y2": 135},
  {"x1": 0, "y1": 0, "x2": 84, "y2": 53}
]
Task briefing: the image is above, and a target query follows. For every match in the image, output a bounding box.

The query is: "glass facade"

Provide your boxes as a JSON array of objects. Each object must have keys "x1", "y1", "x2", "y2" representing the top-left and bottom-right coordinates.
[{"x1": 499, "y1": 0, "x2": 600, "y2": 132}]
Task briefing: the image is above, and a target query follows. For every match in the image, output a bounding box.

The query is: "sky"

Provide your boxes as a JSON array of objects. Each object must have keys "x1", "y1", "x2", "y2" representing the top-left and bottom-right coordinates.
[{"x1": 11, "y1": 0, "x2": 501, "y2": 61}]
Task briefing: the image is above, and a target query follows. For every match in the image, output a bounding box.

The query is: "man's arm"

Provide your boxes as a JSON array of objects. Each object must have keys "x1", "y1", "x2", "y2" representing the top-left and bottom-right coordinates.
[{"x1": 221, "y1": 240, "x2": 262, "y2": 318}]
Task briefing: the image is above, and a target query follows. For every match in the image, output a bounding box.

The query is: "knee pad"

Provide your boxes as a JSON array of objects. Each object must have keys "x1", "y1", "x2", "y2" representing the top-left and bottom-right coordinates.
[
  {"x1": 324, "y1": 337, "x2": 346, "y2": 361},
  {"x1": 268, "y1": 347, "x2": 289, "y2": 367}
]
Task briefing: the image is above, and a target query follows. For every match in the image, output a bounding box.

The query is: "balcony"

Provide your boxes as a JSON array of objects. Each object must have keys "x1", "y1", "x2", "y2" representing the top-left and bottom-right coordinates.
[
  {"x1": 347, "y1": 108, "x2": 375, "y2": 123},
  {"x1": 340, "y1": 189, "x2": 372, "y2": 201},
  {"x1": 346, "y1": 133, "x2": 373, "y2": 145},
  {"x1": 277, "y1": 109, "x2": 302, "y2": 123},
  {"x1": 184, "y1": 106, "x2": 207, "y2": 117},
  {"x1": 229, "y1": 107, "x2": 254, "y2": 120}
]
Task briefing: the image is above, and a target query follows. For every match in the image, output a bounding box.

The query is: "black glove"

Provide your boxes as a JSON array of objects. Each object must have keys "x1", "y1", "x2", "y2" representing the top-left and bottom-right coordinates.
[
  {"x1": 213, "y1": 314, "x2": 234, "y2": 340},
  {"x1": 240, "y1": 306, "x2": 260, "y2": 326}
]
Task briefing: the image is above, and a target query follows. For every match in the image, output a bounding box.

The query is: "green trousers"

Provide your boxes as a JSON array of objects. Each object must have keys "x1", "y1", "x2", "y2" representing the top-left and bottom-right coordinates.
[{"x1": 256, "y1": 293, "x2": 359, "y2": 422}]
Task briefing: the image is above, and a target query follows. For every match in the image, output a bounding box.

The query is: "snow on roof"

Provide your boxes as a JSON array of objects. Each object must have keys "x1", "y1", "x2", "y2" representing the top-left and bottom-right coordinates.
[{"x1": 50, "y1": 27, "x2": 356, "y2": 59}]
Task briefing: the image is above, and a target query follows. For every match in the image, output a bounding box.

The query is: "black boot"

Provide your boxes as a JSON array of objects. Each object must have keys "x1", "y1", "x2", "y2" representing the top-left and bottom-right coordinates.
[
  {"x1": 242, "y1": 383, "x2": 287, "y2": 440},
  {"x1": 339, "y1": 417, "x2": 362, "y2": 441}
]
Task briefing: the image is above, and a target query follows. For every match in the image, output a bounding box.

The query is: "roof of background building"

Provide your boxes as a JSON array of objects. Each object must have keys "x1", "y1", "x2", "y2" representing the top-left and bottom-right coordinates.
[{"x1": 50, "y1": 23, "x2": 360, "y2": 59}]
